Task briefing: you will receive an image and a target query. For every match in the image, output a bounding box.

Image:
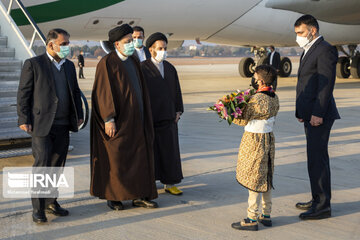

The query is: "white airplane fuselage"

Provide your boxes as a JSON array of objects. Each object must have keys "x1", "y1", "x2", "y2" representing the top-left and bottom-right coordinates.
[{"x1": 2, "y1": 0, "x2": 359, "y2": 47}]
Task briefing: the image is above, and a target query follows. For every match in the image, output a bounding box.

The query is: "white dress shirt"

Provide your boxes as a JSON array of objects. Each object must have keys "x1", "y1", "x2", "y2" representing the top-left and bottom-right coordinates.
[
  {"x1": 151, "y1": 57, "x2": 164, "y2": 78},
  {"x1": 115, "y1": 48, "x2": 128, "y2": 61},
  {"x1": 302, "y1": 35, "x2": 322, "y2": 59},
  {"x1": 46, "y1": 51, "x2": 66, "y2": 71},
  {"x1": 135, "y1": 47, "x2": 146, "y2": 62},
  {"x1": 269, "y1": 51, "x2": 275, "y2": 65}
]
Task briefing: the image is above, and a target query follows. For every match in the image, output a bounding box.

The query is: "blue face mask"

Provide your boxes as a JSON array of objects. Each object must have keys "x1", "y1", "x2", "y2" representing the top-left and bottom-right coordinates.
[
  {"x1": 123, "y1": 42, "x2": 135, "y2": 56},
  {"x1": 56, "y1": 45, "x2": 70, "y2": 59},
  {"x1": 133, "y1": 39, "x2": 143, "y2": 48}
]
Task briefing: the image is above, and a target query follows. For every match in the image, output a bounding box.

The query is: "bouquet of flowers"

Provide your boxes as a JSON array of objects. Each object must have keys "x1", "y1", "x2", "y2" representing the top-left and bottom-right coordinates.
[{"x1": 207, "y1": 88, "x2": 256, "y2": 125}]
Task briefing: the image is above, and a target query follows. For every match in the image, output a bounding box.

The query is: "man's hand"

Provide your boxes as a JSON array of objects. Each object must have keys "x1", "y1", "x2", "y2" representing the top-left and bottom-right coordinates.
[
  {"x1": 78, "y1": 119, "x2": 84, "y2": 127},
  {"x1": 175, "y1": 112, "x2": 181, "y2": 123},
  {"x1": 19, "y1": 124, "x2": 32, "y2": 133},
  {"x1": 105, "y1": 122, "x2": 116, "y2": 137},
  {"x1": 310, "y1": 115, "x2": 323, "y2": 127},
  {"x1": 297, "y1": 118, "x2": 304, "y2": 123}
]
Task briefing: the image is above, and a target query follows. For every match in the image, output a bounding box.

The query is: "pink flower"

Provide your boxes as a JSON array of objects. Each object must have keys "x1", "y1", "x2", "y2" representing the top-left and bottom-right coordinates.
[
  {"x1": 236, "y1": 107, "x2": 242, "y2": 115},
  {"x1": 222, "y1": 107, "x2": 228, "y2": 119},
  {"x1": 244, "y1": 89, "x2": 251, "y2": 96},
  {"x1": 214, "y1": 101, "x2": 224, "y2": 112},
  {"x1": 232, "y1": 107, "x2": 242, "y2": 118},
  {"x1": 236, "y1": 95, "x2": 244, "y2": 102}
]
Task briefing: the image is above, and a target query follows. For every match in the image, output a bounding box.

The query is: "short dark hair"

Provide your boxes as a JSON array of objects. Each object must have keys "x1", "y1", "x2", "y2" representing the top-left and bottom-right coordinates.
[
  {"x1": 133, "y1": 26, "x2": 144, "y2": 35},
  {"x1": 46, "y1": 28, "x2": 70, "y2": 45},
  {"x1": 269, "y1": 46, "x2": 275, "y2": 50},
  {"x1": 294, "y1": 14, "x2": 319, "y2": 32},
  {"x1": 255, "y1": 65, "x2": 277, "y2": 86}
]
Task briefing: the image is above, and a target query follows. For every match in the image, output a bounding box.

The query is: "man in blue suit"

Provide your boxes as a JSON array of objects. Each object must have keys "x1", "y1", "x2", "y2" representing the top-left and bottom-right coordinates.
[{"x1": 294, "y1": 15, "x2": 340, "y2": 220}]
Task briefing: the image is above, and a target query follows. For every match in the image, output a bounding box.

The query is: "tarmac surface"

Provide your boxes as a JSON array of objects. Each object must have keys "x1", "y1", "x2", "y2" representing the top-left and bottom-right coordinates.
[{"x1": 0, "y1": 57, "x2": 359, "y2": 239}]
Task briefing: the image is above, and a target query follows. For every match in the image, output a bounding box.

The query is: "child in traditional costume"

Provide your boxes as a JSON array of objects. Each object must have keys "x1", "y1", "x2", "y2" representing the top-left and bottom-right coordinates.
[{"x1": 231, "y1": 65, "x2": 280, "y2": 231}]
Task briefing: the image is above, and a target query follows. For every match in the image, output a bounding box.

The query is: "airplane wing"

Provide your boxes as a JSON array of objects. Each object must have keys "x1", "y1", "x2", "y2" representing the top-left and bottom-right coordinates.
[{"x1": 266, "y1": 0, "x2": 360, "y2": 25}]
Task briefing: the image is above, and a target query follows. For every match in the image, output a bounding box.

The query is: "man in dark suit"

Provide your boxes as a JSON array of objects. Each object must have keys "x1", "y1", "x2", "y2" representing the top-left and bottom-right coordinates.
[
  {"x1": 267, "y1": 46, "x2": 280, "y2": 72},
  {"x1": 267, "y1": 46, "x2": 280, "y2": 90},
  {"x1": 77, "y1": 50, "x2": 85, "y2": 79},
  {"x1": 132, "y1": 26, "x2": 151, "y2": 62},
  {"x1": 17, "y1": 28, "x2": 83, "y2": 224},
  {"x1": 294, "y1": 15, "x2": 340, "y2": 220}
]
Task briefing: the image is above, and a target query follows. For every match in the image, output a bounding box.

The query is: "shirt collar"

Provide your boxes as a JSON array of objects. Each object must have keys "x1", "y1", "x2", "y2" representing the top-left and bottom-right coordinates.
[
  {"x1": 46, "y1": 51, "x2": 66, "y2": 70},
  {"x1": 151, "y1": 57, "x2": 163, "y2": 66},
  {"x1": 135, "y1": 47, "x2": 144, "y2": 55},
  {"x1": 46, "y1": 51, "x2": 66, "y2": 65},
  {"x1": 303, "y1": 35, "x2": 322, "y2": 52},
  {"x1": 115, "y1": 48, "x2": 128, "y2": 61},
  {"x1": 151, "y1": 57, "x2": 164, "y2": 78}
]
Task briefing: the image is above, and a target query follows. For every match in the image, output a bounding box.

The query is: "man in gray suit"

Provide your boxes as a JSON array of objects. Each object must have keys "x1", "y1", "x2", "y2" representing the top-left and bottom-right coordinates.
[{"x1": 17, "y1": 28, "x2": 83, "y2": 224}]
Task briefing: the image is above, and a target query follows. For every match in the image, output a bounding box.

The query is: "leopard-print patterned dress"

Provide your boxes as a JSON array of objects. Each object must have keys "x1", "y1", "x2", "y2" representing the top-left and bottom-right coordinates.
[{"x1": 233, "y1": 92, "x2": 279, "y2": 193}]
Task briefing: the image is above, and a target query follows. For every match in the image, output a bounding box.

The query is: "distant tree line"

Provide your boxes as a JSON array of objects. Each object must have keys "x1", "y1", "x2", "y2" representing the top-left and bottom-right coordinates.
[
  {"x1": 32, "y1": 44, "x2": 302, "y2": 58},
  {"x1": 168, "y1": 45, "x2": 252, "y2": 57},
  {"x1": 32, "y1": 45, "x2": 106, "y2": 59},
  {"x1": 168, "y1": 45, "x2": 302, "y2": 57}
]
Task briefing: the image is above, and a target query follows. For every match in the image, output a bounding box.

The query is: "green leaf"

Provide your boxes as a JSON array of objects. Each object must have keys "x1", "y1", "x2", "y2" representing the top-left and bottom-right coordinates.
[
  {"x1": 227, "y1": 116, "x2": 232, "y2": 125},
  {"x1": 230, "y1": 101, "x2": 236, "y2": 112}
]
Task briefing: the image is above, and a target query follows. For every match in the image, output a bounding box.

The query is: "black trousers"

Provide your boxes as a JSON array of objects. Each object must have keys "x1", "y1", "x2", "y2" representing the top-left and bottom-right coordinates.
[
  {"x1": 31, "y1": 125, "x2": 69, "y2": 212},
  {"x1": 304, "y1": 119, "x2": 334, "y2": 210},
  {"x1": 79, "y1": 67, "x2": 84, "y2": 78}
]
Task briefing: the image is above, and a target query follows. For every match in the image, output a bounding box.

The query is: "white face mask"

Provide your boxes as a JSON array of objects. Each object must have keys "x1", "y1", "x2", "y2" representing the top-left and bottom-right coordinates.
[
  {"x1": 296, "y1": 31, "x2": 313, "y2": 48},
  {"x1": 155, "y1": 50, "x2": 167, "y2": 62}
]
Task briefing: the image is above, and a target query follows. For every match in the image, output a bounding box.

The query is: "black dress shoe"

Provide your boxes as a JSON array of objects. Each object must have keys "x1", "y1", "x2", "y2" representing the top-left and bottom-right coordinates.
[
  {"x1": 107, "y1": 200, "x2": 124, "y2": 211},
  {"x1": 296, "y1": 200, "x2": 313, "y2": 210},
  {"x1": 132, "y1": 199, "x2": 158, "y2": 209},
  {"x1": 32, "y1": 211, "x2": 47, "y2": 224},
  {"x1": 45, "y1": 202, "x2": 69, "y2": 216},
  {"x1": 299, "y1": 207, "x2": 331, "y2": 220}
]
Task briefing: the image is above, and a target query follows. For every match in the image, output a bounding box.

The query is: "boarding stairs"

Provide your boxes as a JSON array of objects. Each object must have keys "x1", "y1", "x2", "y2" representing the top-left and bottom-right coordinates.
[{"x1": 0, "y1": 0, "x2": 88, "y2": 158}]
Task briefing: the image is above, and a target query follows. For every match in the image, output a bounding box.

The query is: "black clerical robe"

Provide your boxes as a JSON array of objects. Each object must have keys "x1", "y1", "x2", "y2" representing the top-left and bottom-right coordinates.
[{"x1": 141, "y1": 59, "x2": 184, "y2": 184}]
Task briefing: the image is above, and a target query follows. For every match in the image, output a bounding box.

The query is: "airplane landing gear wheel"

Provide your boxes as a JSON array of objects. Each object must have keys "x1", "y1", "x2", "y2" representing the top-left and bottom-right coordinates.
[
  {"x1": 336, "y1": 56, "x2": 350, "y2": 78},
  {"x1": 279, "y1": 57, "x2": 292, "y2": 77},
  {"x1": 350, "y1": 56, "x2": 360, "y2": 79},
  {"x1": 239, "y1": 57, "x2": 255, "y2": 78}
]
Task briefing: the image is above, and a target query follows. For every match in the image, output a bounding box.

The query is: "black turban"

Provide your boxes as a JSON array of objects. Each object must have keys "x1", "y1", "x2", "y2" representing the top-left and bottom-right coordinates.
[
  {"x1": 108, "y1": 24, "x2": 133, "y2": 43},
  {"x1": 145, "y1": 32, "x2": 168, "y2": 48}
]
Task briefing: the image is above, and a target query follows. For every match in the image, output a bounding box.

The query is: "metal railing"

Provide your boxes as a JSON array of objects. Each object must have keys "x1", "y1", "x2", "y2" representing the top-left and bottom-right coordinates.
[
  {"x1": 6, "y1": 0, "x2": 46, "y2": 50},
  {"x1": 4, "y1": 0, "x2": 89, "y2": 130}
]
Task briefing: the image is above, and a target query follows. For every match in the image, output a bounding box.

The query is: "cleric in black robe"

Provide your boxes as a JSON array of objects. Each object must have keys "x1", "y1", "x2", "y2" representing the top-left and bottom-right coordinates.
[
  {"x1": 141, "y1": 32, "x2": 184, "y2": 195},
  {"x1": 90, "y1": 24, "x2": 158, "y2": 210}
]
